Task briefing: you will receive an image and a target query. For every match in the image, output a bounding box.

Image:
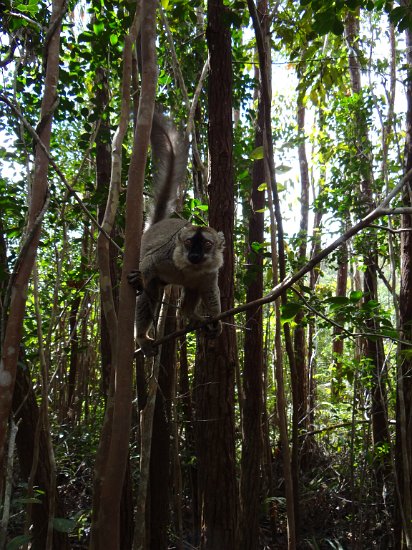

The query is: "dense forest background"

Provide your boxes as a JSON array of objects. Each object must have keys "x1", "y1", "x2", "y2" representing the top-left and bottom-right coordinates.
[{"x1": 1, "y1": 0, "x2": 412, "y2": 548}]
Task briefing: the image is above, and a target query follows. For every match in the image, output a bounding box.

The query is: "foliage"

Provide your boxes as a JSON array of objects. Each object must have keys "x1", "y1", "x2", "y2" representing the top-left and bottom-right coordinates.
[{"x1": 0, "y1": 0, "x2": 409, "y2": 547}]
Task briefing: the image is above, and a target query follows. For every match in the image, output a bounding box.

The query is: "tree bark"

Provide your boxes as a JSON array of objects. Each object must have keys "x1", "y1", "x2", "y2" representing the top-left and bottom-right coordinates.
[
  {"x1": 149, "y1": 292, "x2": 177, "y2": 549},
  {"x1": 193, "y1": 1, "x2": 238, "y2": 548},
  {"x1": 345, "y1": 8, "x2": 390, "y2": 467},
  {"x1": 90, "y1": 14, "x2": 138, "y2": 548},
  {"x1": 294, "y1": 95, "x2": 310, "y2": 437},
  {"x1": 240, "y1": 58, "x2": 265, "y2": 550},
  {"x1": 95, "y1": 65, "x2": 117, "y2": 399},
  {"x1": 247, "y1": 0, "x2": 297, "y2": 543},
  {"x1": 331, "y1": 240, "x2": 348, "y2": 401},
  {"x1": 96, "y1": 3, "x2": 156, "y2": 547},
  {"x1": 178, "y1": 336, "x2": 200, "y2": 543},
  {"x1": 0, "y1": 0, "x2": 65, "y2": 478},
  {"x1": 395, "y1": 20, "x2": 412, "y2": 550},
  {"x1": 12, "y1": 358, "x2": 69, "y2": 550}
]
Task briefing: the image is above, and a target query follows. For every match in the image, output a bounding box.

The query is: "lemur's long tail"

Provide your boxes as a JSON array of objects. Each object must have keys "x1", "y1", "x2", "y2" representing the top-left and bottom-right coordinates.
[{"x1": 149, "y1": 111, "x2": 189, "y2": 226}]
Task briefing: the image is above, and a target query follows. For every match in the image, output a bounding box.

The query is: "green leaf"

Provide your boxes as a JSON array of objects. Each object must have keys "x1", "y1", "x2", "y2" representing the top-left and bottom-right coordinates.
[
  {"x1": 361, "y1": 299, "x2": 380, "y2": 310},
  {"x1": 16, "y1": 1, "x2": 39, "y2": 14},
  {"x1": 281, "y1": 302, "x2": 302, "y2": 325},
  {"x1": 53, "y1": 517, "x2": 76, "y2": 533},
  {"x1": 332, "y1": 18, "x2": 345, "y2": 36},
  {"x1": 251, "y1": 241, "x2": 265, "y2": 253},
  {"x1": 388, "y1": 6, "x2": 407, "y2": 26},
  {"x1": 109, "y1": 34, "x2": 118, "y2": 46},
  {"x1": 93, "y1": 22, "x2": 105, "y2": 35},
  {"x1": 380, "y1": 328, "x2": 398, "y2": 339},
  {"x1": 257, "y1": 182, "x2": 267, "y2": 191},
  {"x1": 275, "y1": 164, "x2": 292, "y2": 174},
  {"x1": 249, "y1": 146, "x2": 264, "y2": 160},
  {"x1": 349, "y1": 290, "x2": 363, "y2": 302},
  {"x1": 313, "y1": 8, "x2": 344, "y2": 36},
  {"x1": 327, "y1": 296, "x2": 350, "y2": 305},
  {"x1": 7, "y1": 535, "x2": 31, "y2": 550}
]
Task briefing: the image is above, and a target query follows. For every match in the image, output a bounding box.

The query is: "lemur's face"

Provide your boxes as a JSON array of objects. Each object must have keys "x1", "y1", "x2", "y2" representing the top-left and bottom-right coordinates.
[{"x1": 174, "y1": 225, "x2": 225, "y2": 270}]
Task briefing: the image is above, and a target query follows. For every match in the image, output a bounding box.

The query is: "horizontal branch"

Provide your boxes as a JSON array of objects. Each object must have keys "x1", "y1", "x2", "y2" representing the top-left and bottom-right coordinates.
[
  {"x1": 304, "y1": 420, "x2": 370, "y2": 437},
  {"x1": 136, "y1": 169, "x2": 412, "y2": 354}
]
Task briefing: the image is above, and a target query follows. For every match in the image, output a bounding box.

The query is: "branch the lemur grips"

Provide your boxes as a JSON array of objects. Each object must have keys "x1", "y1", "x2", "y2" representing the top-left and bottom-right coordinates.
[{"x1": 128, "y1": 111, "x2": 225, "y2": 356}]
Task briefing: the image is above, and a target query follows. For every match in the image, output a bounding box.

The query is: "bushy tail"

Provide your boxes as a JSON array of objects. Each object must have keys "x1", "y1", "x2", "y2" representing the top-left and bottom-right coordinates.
[{"x1": 149, "y1": 111, "x2": 189, "y2": 225}]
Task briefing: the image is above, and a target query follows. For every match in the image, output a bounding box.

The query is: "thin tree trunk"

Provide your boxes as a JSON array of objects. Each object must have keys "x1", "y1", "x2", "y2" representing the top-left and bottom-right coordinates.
[
  {"x1": 66, "y1": 294, "x2": 81, "y2": 417},
  {"x1": 247, "y1": 0, "x2": 297, "y2": 545},
  {"x1": 178, "y1": 336, "x2": 200, "y2": 544},
  {"x1": 90, "y1": 13, "x2": 138, "y2": 547},
  {"x1": 12, "y1": 357, "x2": 69, "y2": 550},
  {"x1": 395, "y1": 19, "x2": 412, "y2": 550},
  {"x1": 0, "y1": 0, "x2": 65, "y2": 478},
  {"x1": 240, "y1": 53, "x2": 265, "y2": 550},
  {"x1": 345, "y1": 8, "x2": 390, "y2": 469},
  {"x1": 193, "y1": 1, "x2": 238, "y2": 547},
  {"x1": 294, "y1": 95, "x2": 310, "y2": 444},
  {"x1": 133, "y1": 290, "x2": 170, "y2": 550},
  {"x1": 32, "y1": 265, "x2": 56, "y2": 550},
  {"x1": 307, "y1": 115, "x2": 326, "y2": 431},
  {"x1": 95, "y1": 64, "x2": 117, "y2": 399},
  {"x1": 331, "y1": 240, "x2": 348, "y2": 401},
  {"x1": 149, "y1": 291, "x2": 177, "y2": 548},
  {"x1": 96, "y1": 3, "x2": 155, "y2": 547}
]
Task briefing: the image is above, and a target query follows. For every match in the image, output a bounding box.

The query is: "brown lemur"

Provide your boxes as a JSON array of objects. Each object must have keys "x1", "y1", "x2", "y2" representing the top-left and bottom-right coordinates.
[{"x1": 128, "y1": 111, "x2": 225, "y2": 357}]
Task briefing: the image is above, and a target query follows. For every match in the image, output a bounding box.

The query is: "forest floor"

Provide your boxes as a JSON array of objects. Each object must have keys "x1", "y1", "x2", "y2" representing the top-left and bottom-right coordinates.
[
  {"x1": 7, "y1": 436, "x2": 394, "y2": 549},
  {"x1": 57, "y1": 442, "x2": 394, "y2": 549}
]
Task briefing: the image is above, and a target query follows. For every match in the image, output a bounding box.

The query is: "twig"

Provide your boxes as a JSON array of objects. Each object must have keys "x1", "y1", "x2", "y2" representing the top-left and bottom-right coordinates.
[
  {"x1": 159, "y1": 5, "x2": 207, "y2": 183},
  {"x1": 9, "y1": 11, "x2": 44, "y2": 29},
  {"x1": 304, "y1": 420, "x2": 370, "y2": 437},
  {"x1": 369, "y1": 224, "x2": 412, "y2": 234}
]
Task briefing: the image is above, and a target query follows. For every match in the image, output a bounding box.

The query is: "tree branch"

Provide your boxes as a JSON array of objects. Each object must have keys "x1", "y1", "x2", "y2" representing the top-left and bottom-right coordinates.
[{"x1": 136, "y1": 167, "x2": 412, "y2": 354}]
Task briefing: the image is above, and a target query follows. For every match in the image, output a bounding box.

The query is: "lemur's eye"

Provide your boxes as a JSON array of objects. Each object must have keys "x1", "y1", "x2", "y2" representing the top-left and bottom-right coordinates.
[{"x1": 204, "y1": 240, "x2": 213, "y2": 250}]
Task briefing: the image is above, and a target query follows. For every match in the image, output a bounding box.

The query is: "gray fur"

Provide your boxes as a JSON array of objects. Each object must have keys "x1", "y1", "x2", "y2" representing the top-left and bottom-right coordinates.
[
  {"x1": 150, "y1": 111, "x2": 189, "y2": 225},
  {"x1": 128, "y1": 114, "x2": 225, "y2": 357}
]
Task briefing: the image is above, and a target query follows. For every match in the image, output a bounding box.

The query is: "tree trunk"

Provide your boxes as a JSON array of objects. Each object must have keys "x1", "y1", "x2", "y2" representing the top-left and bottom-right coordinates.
[
  {"x1": 0, "y1": 0, "x2": 65, "y2": 478},
  {"x1": 193, "y1": 2, "x2": 238, "y2": 547},
  {"x1": 395, "y1": 21, "x2": 412, "y2": 550},
  {"x1": 149, "y1": 293, "x2": 177, "y2": 548},
  {"x1": 66, "y1": 294, "x2": 81, "y2": 418},
  {"x1": 178, "y1": 336, "x2": 200, "y2": 544},
  {"x1": 294, "y1": 96, "x2": 310, "y2": 438},
  {"x1": 307, "y1": 109, "x2": 326, "y2": 431},
  {"x1": 247, "y1": 0, "x2": 298, "y2": 543},
  {"x1": 331, "y1": 240, "x2": 348, "y2": 401},
  {"x1": 95, "y1": 65, "x2": 117, "y2": 399},
  {"x1": 345, "y1": 8, "x2": 390, "y2": 469},
  {"x1": 12, "y1": 357, "x2": 69, "y2": 550},
  {"x1": 96, "y1": 4, "x2": 156, "y2": 546},
  {"x1": 240, "y1": 59, "x2": 264, "y2": 550}
]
